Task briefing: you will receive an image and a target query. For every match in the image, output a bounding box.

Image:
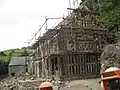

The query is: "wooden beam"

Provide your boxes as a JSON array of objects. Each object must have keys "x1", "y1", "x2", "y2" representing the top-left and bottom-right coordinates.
[{"x1": 67, "y1": 8, "x2": 100, "y2": 15}]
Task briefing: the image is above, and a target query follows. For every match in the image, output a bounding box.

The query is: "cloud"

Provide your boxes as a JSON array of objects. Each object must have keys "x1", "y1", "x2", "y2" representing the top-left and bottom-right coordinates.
[
  {"x1": 0, "y1": 19, "x2": 20, "y2": 26},
  {"x1": 2, "y1": 0, "x2": 68, "y2": 13},
  {"x1": 0, "y1": 0, "x2": 4, "y2": 8},
  {"x1": 0, "y1": 0, "x2": 79, "y2": 51}
]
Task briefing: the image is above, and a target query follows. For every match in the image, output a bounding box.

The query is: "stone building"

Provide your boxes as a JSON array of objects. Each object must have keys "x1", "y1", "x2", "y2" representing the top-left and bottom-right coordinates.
[
  {"x1": 28, "y1": 2, "x2": 106, "y2": 81},
  {"x1": 9, "y1": 57, "x2": 26, "y2": 77}
]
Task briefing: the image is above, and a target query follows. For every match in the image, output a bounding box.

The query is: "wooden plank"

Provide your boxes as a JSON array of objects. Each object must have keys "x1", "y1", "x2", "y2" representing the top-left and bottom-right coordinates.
[{"x1": 74, "y1": 65, "x2": 76, "y2": 75}]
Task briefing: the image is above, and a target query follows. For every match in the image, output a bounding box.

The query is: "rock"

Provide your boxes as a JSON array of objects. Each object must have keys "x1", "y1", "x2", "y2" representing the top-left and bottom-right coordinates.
[
  {"x1": 0, "y1": 72, "x2": 67, "y2": 90},
  {"x1": 100, "y1": 42, "x2": 120, "y2": 72},
  {"x1": 31, "y1": 77, "x2": 34, "y2": 80}
]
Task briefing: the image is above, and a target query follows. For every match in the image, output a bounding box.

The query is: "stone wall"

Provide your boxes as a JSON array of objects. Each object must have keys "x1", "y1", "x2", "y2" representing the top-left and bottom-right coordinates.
[{"x1": 9, "y1": 65, "x2": 26, "y2": 77}]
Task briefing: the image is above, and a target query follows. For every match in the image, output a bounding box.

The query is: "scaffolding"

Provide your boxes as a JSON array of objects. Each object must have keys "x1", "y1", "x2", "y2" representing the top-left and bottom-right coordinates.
[{"x1": 27, "y1": 0, "x2": 106, "y2": 80}]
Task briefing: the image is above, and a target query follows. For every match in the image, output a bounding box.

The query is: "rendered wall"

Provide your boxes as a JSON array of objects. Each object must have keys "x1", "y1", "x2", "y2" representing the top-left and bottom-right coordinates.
[{"x1": 9, "y1": 65, "x2": 26, "y2": 77}]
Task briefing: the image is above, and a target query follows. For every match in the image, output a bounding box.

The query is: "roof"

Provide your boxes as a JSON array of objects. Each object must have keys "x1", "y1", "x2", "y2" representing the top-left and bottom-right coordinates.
[{"x1": 9, "y1": 57, "x2": 26, "y2": 66}]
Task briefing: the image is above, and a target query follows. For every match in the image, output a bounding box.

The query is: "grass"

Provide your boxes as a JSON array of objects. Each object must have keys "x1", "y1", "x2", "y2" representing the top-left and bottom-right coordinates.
[
  {"x1": 0, "y1": 48, "x2": 27, "y2": 77},
  {"x1": 0, "y1": 47, "x2": 26, "y2": 62},
  {"x1": 0, "y1": 56, "x2": 9, "y2": 62}
]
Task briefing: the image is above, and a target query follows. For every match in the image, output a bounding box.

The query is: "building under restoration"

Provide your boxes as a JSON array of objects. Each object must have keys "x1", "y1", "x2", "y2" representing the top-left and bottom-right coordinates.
[{"x1": 27, "y1": 2, "x2": 106, "y2": 81}]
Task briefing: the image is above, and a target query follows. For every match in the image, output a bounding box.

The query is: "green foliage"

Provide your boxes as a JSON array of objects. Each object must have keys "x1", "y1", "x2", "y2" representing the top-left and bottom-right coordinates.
[
  {"x1": 0, "y1": 56, "x2": 9, "y2": 62},
  {"x1": 0, "y1": 52, "x2": 7, "y2": 56},
  {"x1": 21, "y1": 51, "x2": 29, "y2": 56},
  {"x1": 101, "y1": 0, "x2": 120, "y2": 12},
  {"x1": 85, "y1": 0, "x2": 120, "y2": 44},
  {"x1": 85, "y1": 0, "x2": 99, "y2": 11},
  {"x1": 0, "y1": 47, "x2": 29, "y2": 75},
  {"x1": 0, "y1": 47, "x2": 29, "y2": 62},
  {"x1": 100, "y1": 0, "x2": 120, "y2": 43},
  {"x1": 0, "y1": 61, "x2": 8, "y2": 75}
]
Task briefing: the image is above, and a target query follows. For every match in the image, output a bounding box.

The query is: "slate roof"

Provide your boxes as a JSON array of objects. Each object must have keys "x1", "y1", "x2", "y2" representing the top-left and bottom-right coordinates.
[{"x1": 9, "y1": 57, "x2": 26, "y2": 66}]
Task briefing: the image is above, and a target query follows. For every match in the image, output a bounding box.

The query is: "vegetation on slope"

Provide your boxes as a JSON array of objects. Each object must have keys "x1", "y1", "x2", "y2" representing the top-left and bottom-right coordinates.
[
  {"x1": 0, "y1": 47, "x2": 29, "y2": 76},
  {"x1": 85, "y1": 0, "x2": 120, "y2": 44}
]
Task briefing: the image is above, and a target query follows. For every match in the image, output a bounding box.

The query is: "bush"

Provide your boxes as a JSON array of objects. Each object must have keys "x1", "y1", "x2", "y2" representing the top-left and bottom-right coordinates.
[{"x1": 0, "y1": 61, "x2": 9, "y2": 75}]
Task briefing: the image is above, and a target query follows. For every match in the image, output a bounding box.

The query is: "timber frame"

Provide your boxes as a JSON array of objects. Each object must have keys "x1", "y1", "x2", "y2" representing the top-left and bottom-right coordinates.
[{"x1": 28, "y1": 2, "x2": 106, "y2": 80}]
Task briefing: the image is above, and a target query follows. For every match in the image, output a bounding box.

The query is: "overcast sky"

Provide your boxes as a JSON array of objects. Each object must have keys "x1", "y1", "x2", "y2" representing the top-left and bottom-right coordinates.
[{"x1": 0, "y1": 0, "x2": 81, "y2": 51}]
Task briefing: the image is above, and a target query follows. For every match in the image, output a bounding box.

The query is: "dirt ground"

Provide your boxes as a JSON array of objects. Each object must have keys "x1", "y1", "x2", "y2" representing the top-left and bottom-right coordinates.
[{"x1": 59, "y1": 78, "x2": 101, "y2": 90}]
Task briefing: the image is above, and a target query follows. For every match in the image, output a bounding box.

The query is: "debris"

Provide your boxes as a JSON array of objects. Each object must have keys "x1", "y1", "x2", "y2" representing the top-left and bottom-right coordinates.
[{"x1": 0, "y1": 73, "x2": 65, "y2": 90}]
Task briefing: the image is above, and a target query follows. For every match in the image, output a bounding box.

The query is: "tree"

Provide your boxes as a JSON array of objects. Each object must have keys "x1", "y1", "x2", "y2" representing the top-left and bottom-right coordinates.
[
  {"x1": 8, "y1": 50, "x2": 14, "y2": 61},
  {"x1": 85, "y1": 0, "x2": 120, "y2": 44},
  {"x1": 20, "y1": 48, "x2": 29, "y2": 56},
  {"x1": 0, "y1": 52, "x2": 7, "y2": 56}
]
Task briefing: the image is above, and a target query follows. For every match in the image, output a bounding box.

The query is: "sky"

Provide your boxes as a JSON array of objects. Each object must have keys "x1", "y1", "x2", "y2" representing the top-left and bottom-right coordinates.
[{"x1": 0, "y1": 0, "x2": 81, "y2": 51}]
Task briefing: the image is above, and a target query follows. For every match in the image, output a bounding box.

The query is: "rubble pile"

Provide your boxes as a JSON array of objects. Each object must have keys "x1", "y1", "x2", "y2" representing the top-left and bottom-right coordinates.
[
  {"x1": 100, "y1": 42, "x2": 120, "y2": 72},
  {"x1": 0, "y1": 73, "x2": 43, "y2": 90},
  {"x1": 0, "y1": 73, "x2": 66, "y2": 90}
]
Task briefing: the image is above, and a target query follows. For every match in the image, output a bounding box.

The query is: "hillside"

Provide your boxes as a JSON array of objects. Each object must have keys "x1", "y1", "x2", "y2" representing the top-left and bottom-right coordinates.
[
  {"x1": 0, "y1": 47, "x2": 27, "y2": 62},
  {"x1": 0, "y1": 47, "x2": 29, "y2": 76},
  {"x1": 85, "y1": 0, "x2": 120, "y2": 44}
]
